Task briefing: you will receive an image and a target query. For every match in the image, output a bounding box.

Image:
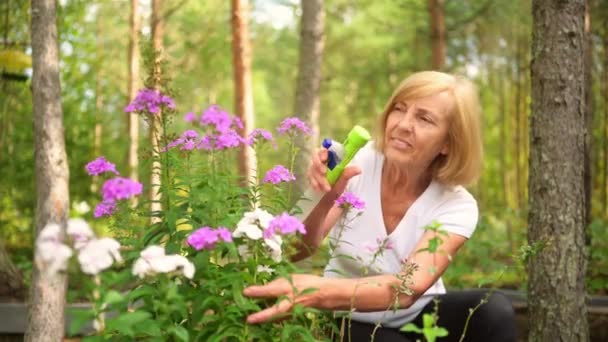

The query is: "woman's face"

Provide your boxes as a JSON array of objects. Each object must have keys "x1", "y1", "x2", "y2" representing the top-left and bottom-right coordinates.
[{"x1": 383, "y1": 91, "x2": 453, "y2": 169}]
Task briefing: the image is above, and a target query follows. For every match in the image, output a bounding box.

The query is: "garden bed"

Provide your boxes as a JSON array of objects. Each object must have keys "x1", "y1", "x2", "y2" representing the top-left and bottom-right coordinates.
[{"x1": 1, "y1": 290, "x2": 607, "y2": 341}]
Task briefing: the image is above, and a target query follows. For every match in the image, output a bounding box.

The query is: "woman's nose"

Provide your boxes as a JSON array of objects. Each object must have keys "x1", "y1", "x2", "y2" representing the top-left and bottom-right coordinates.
[{"x1": 397, "y1": 109, "x2": 415, "y2": 132}]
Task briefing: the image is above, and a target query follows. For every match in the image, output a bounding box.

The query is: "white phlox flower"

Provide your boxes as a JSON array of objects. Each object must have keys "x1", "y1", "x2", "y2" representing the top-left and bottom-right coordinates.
[
  {"x1": 264, "y1": 234, "x2": 283, "y2": 262},
  {"x1": 256, "y1": 265, "x2": 274, "y2": 274},
  {"x1": 73, "y1": 201, "x2": 91, "y2": 215},
  {"x1": 234, "y1": 208, "x2": 274, "y2": 240},
  {"x1": 132, "y1": 245, "x2": 195, "y2": 279},
  {"x1": 237, "y1": 245, "x2": 251, "y2": 259},
  {"x1": 78, "y1": 238, "x2": 123, "y2": 275},
  {"x1": 35, "y1": 223, "x2": 73, "y2": 275},
  {"x1": 67, "y1": 218, "x2": 95, "y2": 249}
]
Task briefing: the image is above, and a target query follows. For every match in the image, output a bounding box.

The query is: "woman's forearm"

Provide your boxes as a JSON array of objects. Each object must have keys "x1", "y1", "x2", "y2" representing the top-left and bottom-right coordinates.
[
  {"x1": 291, "y1": 192, "x2": 339, "y2": 262},
  {"x1": 322, "y1": 276, "x2": 416, "y2": 312}
]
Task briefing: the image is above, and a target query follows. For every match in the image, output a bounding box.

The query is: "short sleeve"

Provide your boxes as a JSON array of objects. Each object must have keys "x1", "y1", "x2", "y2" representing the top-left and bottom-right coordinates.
[{"x1": 432, "y1": 193, "x2": 479, "y2": 239}]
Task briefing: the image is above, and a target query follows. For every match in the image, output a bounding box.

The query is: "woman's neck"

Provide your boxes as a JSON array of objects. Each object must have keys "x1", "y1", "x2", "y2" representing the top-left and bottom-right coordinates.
[{"x1": 382, "y1": 159, "x2": 432, "y2": 198}]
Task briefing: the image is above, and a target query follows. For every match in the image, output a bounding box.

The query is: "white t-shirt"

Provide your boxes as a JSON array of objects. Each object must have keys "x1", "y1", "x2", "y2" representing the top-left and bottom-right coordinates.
[{"x1": 323, "y1": 142, "x2": 479, "y2": 328}]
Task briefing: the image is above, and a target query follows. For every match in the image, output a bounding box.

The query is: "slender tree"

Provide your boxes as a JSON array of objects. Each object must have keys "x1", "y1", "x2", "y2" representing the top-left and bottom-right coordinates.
[
  {"x1": 150, "y1": 0, "x2": 163, "y2": 219},
  {"x1": 428, "y1": 0, "x2": 446, "y2": 70},
  {"x1": 293, "y1": 0, "x2": 325, "y2": 199},
  {"x1": 584, "y1": 0, "x2": 593, "y2": 226},
  {"x1": 528, "y1": 0, "x2": 589, "y2": 340},
  {"x1": 231, "y1": 0, "x2": 256, "y2": 185},
  {"x1": 128, "y1": 0, "x2": 141, "y2": 194},
  {"x1": 92, "y1": 15, "x2": 103, "y2": 193},
  {"x1": 25, "y1": 0, "x2": 70, "y2": 340}
]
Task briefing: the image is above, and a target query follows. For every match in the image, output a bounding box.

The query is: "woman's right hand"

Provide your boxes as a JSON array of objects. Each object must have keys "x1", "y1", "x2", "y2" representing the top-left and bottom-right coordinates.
[{"x1": 307, "y1": 148, "x2": 361, "y2": 195}]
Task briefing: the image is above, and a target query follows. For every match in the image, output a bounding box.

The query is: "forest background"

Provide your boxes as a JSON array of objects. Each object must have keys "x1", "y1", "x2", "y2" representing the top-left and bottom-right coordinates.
[{"x1": 1, "y1": 0, "x2": 607, "y2": 301}]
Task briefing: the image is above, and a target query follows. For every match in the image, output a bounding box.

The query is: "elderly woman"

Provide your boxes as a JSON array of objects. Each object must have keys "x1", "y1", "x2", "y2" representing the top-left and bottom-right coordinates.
[{"x1": 244, "y1": 71, "x2": 517, "y2": 342}]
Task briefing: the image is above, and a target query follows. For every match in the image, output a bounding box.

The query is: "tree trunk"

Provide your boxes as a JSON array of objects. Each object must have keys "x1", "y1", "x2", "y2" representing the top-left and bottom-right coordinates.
[
  {"x1": 25, "y1": 0, "x2": 70, "y2": 340},
  {"x1": 231, "y1": 0, "x2": 256, "y2": 186},
  {"x1": 584, "y1": 1, "x2": 593, "y2": 227},
  {"x1": 528, "y1": 1, "x2": 588, "y2": 341},
  {"x1": 128, "y1": 0, "x2": 141, "y2": 199},
  {"x1": 428, "y1": 0, "x2": 446, "y2": 70},
  {"x1": 604, "y1": 18, "x2": 608, "y2": 216},
  {"x1": 0, "y1": 241, "x2": 25, "y2": 301},
  {"x1": 92, "y1": 17, "x2": 103, "y2": 193},
  {"x1": 293, "y1": 0, "x2": 324, "y2": 200},
  {"x1": 150, "y1": 0, "x2": 163, "y2": 220}
]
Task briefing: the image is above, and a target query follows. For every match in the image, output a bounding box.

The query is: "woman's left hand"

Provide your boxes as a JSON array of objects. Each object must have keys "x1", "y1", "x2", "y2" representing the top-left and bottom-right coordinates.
[{"x1": 243, "y1": 274, "x2": 327, "y2": 324}]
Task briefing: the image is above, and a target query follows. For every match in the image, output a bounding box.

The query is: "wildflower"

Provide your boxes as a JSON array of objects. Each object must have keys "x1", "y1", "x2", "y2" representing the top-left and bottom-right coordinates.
[
  {"x1": 200, "y1": 105, "x2": 233, "y2": 132},
  {"x1": 85, "y1": 156, "x2": 119, "y2": 176},
  {"x1": 262, "y1": 165, "x2": 295, "y2": 184},
  {"x1": 257, "y1": 265, "x2": 274, "y2": 274},
  {"x1": 364, "y1": 237, "x2": 394, "y2": 255},
  {"x1": 265, "y1": 212, "x2": 306, "y2": 237},
  {"x1": 215, "y1": 129, "x2": 244, "y2": 150},
  {"x1": 184, "y1": 111, "x2": 197, "y2": 122},
  {"x1": 124, "y1": 88, "x2": 175, "y2": 114},
  {"x1": 94, "y1": 201, "x2": 116, "y2": 218},
  {"x1": 77, "y1": 238, "x2": 122, "y2": 275},
  {"x1": 187, "y1": 226, "x2": 233, "y2": 250},
  {"x1": 247, "y1": 128, "x2": 276, "y2": 147},
  {"x1": 233, "y1": 209, "x2": 275, "y2": 240},
  {"x1": 35, "y1": 223, "x2": 73, "y2": 275},
  {"x1": 277, "y1": 117, "x2": 311, "y2": 136},
  {"x1": 101, "y1": 177, "x2": 143, "y2": 202},
  {"x1": 132, "y1": 245, "x2": 195, "y2": 279},
  {"x1": 264, "y1": 234, "x2": 283, "y2": 262},
  {"x1": 335, "y1": 192, "x2": 366, "y2": 210},
  {"x1": 196, "y1": 135, "x2": 214, "y2": 150},
  {"x1": 67, "y1": 218, "x2": 95, "y2": 249},
  {"x1": 163, "y1": 130, "x2": 199, "y2": 152}
]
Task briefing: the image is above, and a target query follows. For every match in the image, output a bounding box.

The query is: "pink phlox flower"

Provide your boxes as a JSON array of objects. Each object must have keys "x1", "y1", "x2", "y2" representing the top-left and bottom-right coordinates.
[
  {"x1": 335, "y1": 192, "x2": 366, "y2": 210},
  {"x1": 365, "y1": 237, "x2": 394, "y2": 254},
  {"x1": 263, "y1": 165, "x2": 295, "y2": 184},
  {"x1": 94, "y1": 201, "x2": 116, "y2": 218},
  {"x1": 184, "y1": 111, "x2": 197, "y2": 123},
  {"x1": 85, "y1": 156, "x2": 119, "y2": 176},
  {"x1": 187, "y1": 226, "x2": 233, "y2": 250},
  {"x1": 264, "y1": 212, "x2": 306, "y2": 238},
  {"x1": 247, "y1": 128, "x2": 276, "y2": 147},
  {"x1": 101, "y1": 177, "x2": 143, "y2": 202},
  {"x1": 163, "y1": 130, "x2": 199, "y2": 152},
  {"x1": 124, "y1": 88, "x2": 175, "y2": 114},
  {"x1": 196, "y1": 135, "x2": 214, "y2": 150},
  {"x1": 232, "y1": 117, "x2": 244, "y2": 130},
  {"x1": 200, "y1": 105, "x2": 233, "y2": 132},
  {"x1": 277, "y1": 117, "x2": 311, "y2": 136},
  {"x1": 215, "y1": 129, "x2": 244, "y2": 150}
]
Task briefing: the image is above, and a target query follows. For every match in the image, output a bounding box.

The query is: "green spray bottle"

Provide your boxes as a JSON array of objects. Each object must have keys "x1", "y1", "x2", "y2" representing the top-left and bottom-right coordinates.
[{"x1": 324, "y1": 125, "x2": 371, "y2": 185}]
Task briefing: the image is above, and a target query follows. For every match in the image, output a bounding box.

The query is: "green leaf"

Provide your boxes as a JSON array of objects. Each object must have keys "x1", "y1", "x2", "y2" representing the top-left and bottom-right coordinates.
[
  {"x1": 401, "y1": 323, "x2": 422, "y2": 333},
  {"x1": 103, "y1": 290, "x2": 125, "y2": 306},
  {"x1": 170, "y1": 325, "x2": 190, "y2": 342}
]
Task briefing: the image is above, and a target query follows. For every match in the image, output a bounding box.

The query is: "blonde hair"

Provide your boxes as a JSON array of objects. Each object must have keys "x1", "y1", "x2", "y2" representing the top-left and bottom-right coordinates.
[{"x1": 374, "y1": 71, "x2": 483, "y2": 187}]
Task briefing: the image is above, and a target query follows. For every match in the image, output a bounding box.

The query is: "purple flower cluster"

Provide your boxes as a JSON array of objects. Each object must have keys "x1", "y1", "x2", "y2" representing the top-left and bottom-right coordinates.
[
  {"x1": 85, "y1": 156, "x2": 119, "y2": 176},
  {"x1": 247, "y1": 128, "x2": 276, "y2": 147},
  {"x1": 184, "y1": 112, "x2": 196, "y2": 122},
  {"x1": 277, "y1": 117, "x2": 311, "y2": 136},
  {"x1": 163, "y1": 130, "x2": 199, "y2": 151},
  {"x1": 101, "y1": 177, "x2": 143, "y2": 202},
  {"x1": 335, "y1": 192, "x2": 366, "y2": 210},
  {"x1": 124, "y1": 89, "x2": 176, "y2": 114},
  {"x1": 262, "y1": 165, "x2": 295, "y2": 184},
  {"x1": 187, "y1": 226, "x2": 233, "y2": 250},
  {"x1": 200, "y1": 105, "x2": 235, "y2": 132},
  {"x1": 94, "y1": 201, "x2": 116, "y2": 218},
  {"x1": 264, "y1": 213, "x2": 306, "y2": 238},
  {"x1": 85, "y1": 156, "x2": 143, "y2": 218}
]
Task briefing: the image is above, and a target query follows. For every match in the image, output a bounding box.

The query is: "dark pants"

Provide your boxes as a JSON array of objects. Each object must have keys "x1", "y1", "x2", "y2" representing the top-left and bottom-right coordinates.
[{"x1": 336, "y1": 289, "x2": 518, "y2": 342}]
